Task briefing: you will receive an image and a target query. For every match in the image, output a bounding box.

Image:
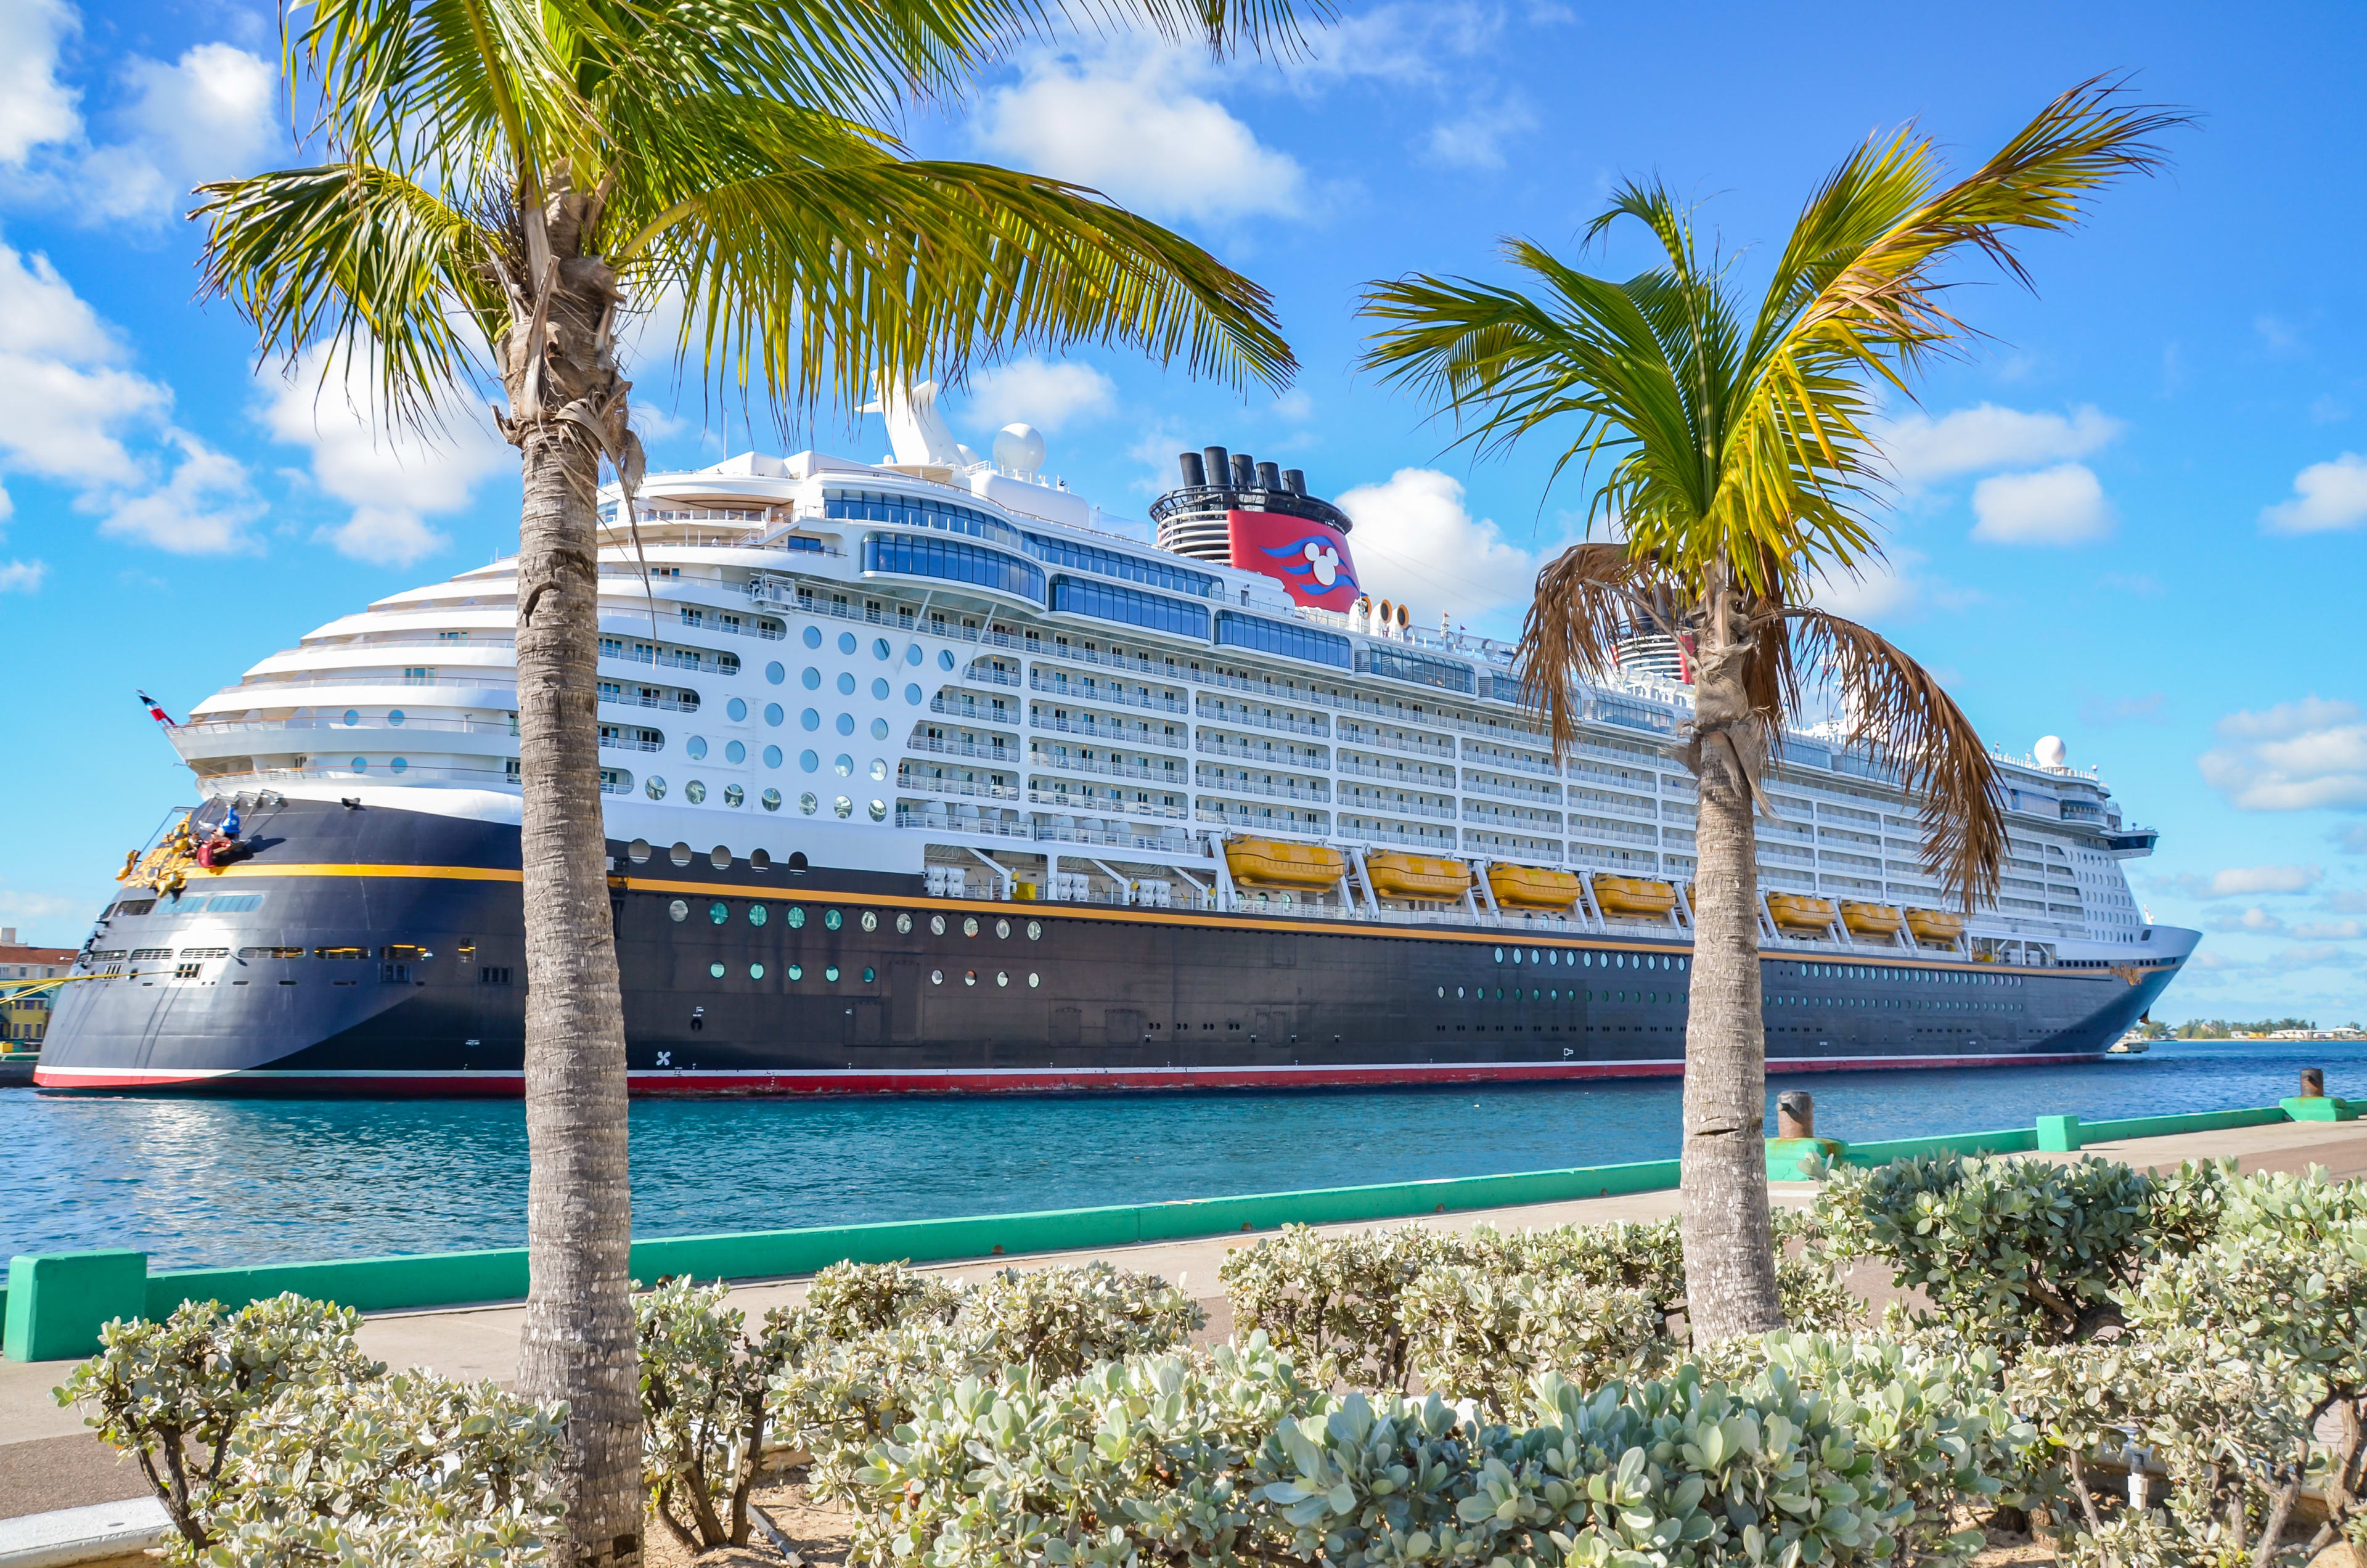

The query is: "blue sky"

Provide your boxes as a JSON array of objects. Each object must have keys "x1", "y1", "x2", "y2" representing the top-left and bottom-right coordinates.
[{"x1": 0, "y1": 1, "x2": 2361, "y2": 1024}]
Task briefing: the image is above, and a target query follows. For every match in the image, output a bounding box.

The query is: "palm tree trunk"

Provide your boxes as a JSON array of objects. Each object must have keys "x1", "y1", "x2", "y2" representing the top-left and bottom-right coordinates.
[
  {"x1": 1678, "y1": 640, "x2": 1783, "y2": 1341},
  {"x1": 513, "y1": 414, "x2": 643, "y2": 1567}
]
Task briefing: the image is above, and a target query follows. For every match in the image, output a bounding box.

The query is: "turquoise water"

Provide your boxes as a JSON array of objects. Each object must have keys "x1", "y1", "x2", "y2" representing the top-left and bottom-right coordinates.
[{"x1": 1, "y1": 1039, "x2": 2355, "y2": 1270}]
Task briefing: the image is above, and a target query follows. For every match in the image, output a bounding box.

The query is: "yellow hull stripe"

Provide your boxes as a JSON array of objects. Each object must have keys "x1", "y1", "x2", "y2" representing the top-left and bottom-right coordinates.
[{"x1": 176, "y1": 861, "x2": 2173, "y2": 977}]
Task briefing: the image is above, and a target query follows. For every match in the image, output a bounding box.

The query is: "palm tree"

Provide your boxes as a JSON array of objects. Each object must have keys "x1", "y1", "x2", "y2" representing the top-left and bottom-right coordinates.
[
  {"x1": 1359, "y1": 80, "x2": 2182, "y2": 1339},
  {"x1": 194, "y1": 3, "x2": 1312, "y2": 1559}
]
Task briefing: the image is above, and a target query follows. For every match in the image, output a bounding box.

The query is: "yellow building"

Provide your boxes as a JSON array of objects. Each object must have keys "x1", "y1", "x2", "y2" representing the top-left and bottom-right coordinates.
[{"x1": 1, "y1": 929, "x2": 77, "y2": 1051}]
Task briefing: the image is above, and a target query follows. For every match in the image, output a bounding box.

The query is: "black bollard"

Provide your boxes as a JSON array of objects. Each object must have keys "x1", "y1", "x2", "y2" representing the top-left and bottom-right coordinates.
[
  {"x1": 1777, "y1": 1090, "x2": 1815, "y2": 1141},
  {"x1": 2302, "y1": 1067, "x2": 2326, "y2": 1099}
]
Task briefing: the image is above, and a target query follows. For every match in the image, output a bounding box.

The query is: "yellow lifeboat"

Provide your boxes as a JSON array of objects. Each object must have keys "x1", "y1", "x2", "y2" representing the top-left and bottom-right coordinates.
[
  {"x1": 1904, "y1": 907, "x2": 1966, "y2": 945},
  {"x1": 1364, "y1": 851, "x2": 1473, "y2": 901},
  {"x1": 1225, "y1": 838, "x2": 1348, "y2": 891},
  {"x1": 1486, "y1": 862, "x2": 1581, "y2": 912},
  {"x1": 1593, "y1": 875, "x2": 1677, "y2": 918},
  {"x1": 1839, "y1": 901, "x2": 1903, "y2": 937},
  {"x1": 1766, "y1": 892, "x2": 1838, "y2": 936}
]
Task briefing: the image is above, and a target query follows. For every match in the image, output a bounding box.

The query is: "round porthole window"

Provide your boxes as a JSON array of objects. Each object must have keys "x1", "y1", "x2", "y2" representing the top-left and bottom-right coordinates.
[
  {"x1": 1494, "y1": 947, "x2": 1505, "y2": 963},
  {"x1": 868, "y1": 759, "x2": 886, "y2": 781},
  {"x1": 724, "y1": 783, "x2": 745, "y2": 807},
  {"x1": 905, "y1": 684, "x2": 922, "y2": 705},
  {"x1": 645, "y1": 777, "x2": 666, "y2": 799},
  {"x1": 836, "y1": 714, "x2": 855, "y2": 736},
  {"x1": 787, "y1": 907, "x2": 806, "y2": 928},
  {"x1": 687, "y1": 737, "x2": 709, "y2": 760},
  {"x1": 800, "y1": 709, "x2": 820, "y2": 731},
  {"x1": 838, "y1": 632, "x2": 857, "y2": 655},
  {"x1": 788, "y1": 963, "x2": 803, "y2": 981},
  {"x1": 727, "y1": 698, "x2": 747, "y2": 721},
  {"x1": 930, "y1": 915, "x2": 946, "y2": 935},
  {"x1": 803, "y1": 668, "x2": 820, "y2": 690},
  {"x1": 709, "y1": 962, "x2": 726, "y2": 978},
  {"x1": 762, "y1": 746, "x2": 782, "y2": 769},
  {"x1": 870, "y1": 678, "x2": 890, "y2": 701},
  {"x1": 834, "y1": 755, "x2": 853, "y2": 776},
  {"x1": 862, "y1": 966, "x2": 876, "y2": 982},
  {"x1": 388, "y1": 709, "x2": 406, "y2": 727},
  {"x1": 870, "y1": 718, "x2": 890, "y2": 740},
  {"x1": 873, "y1": 637, "x2": 891, "y2": 660},
  {"x1": 766, "y1": 703, "x2": 784, "y2": 726},
  {"x1": 938, "y1": 650, "x2": 955, "y2": 669},
  {"x1": 1026, "y1": 921, "x2": 1041, "y2": 940},
  {"x1": 836, "y1": 672, "x2": 856, "y2": 696},
  {"x1": 963, "y1": 969, "x2": 977, "y2": 986},
  {"x1": 628, "y1": 838, "x2": 651, "y2": 863},
  {"x1": 824, "y1": 909, "x2": 843, "y2": 931},
  {"x1": 962, "y1": 916, "x2": 979, "y2": 937},
  {"x1": 749, "y1": 905, "x2": 769, "y2": 926},
  {"x1": 995, "y1": 971, "x2": 1008, "y2": 987},
  {"x1": 825, "y1": 965, "x2": 840, "y2": 982},
  {"x1": 343, "y1": 709, "x2": 359, "y2": 725},
  {"x1": 861, "y1": 910, "x2": 878, "y2": 932},
  {"x1": 750, "y1": 963, "x2": 764, "y2": 979},
  {"x1": 994, "y1": 918, "x2": 1011, "y2": 939},
  {"x1": 668, "y1": 899, "x2": 688, "y2": 921},
  {"x1": 670, "y1": 842, "x2": 692, "y2": 865},
  {"x1": 1027, "y1": 973, "x2": 1040, "y2": 988},
  {"x1": 801, "y1": 750, "x2": 819, "y2": 772},
  {"x1": 803, "y1": 626, "x2": 822, "y2": 648},
  {"x1": 708, "y1": 901, "x2": 728, "y2": 925},
  {"x1": 896, "y1": 912, "x2": 913, "y2": 934},
  {"x1": 906, "y1": 644, "x2": 923, "y2": 666},
  {"x1": 798, "y1": 792, "x2": 817, "y2": 815},
  {"x1": 352, "y1": 757, "x2": 368, "y2": 772},
  {"x1": 868, "y1": 799, "x2": 886, "y2": 822},
  {"x1": 930, "y1": 969, "x2": 943, "y2": 984},
  {"x1": 766, "y1": 661, "x2": 785, "y2": 684},
  {"x1": 726, "y1": 740, "x2": 745, "y2": 764},
  {"x1": 391, "y1": 756, "x2": 407, "y2": 774},
  {"x1": 685, "y1": 780, "x2": 708, "y2": 804},
  {"x1": 833, "y1": 795, "x2": 852, "y2": 818}
]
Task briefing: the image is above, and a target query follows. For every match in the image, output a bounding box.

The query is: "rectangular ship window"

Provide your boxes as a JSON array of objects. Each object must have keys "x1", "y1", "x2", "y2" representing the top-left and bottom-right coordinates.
[
  {"x1": 207, "y1": 894, "x2": 264, "y2": 913},
  {"x1": 239, "y1": 946, "x2": 304, "y2": 959},
  {"x1": 380, "y1": 944, "x2": 431, "y2": 961},
  {"x1": 110, "y1": 899, "x2": 157, "y2": 917},
  {"x1": 129, "y1": 948, "x2": 172, "y2": 960},
  {"x1": 480, "y1": 966, "x2": 513, "y2": 985},
  {"x1": 380, "y1": 963, "x2": 410, "y2": 982},
  {"x1": 180, "y1": 947, "x2": 229, "y2": 959},
  {"x1": 314, "y1": 945, "x2": 367, "y2": 960}
]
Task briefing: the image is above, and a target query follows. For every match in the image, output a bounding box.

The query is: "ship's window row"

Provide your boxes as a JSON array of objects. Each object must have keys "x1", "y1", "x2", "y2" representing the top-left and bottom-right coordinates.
[
  {"x1": 1026, "y1": 533, "x2": 1221, "y2": 599},
  {"x1": 862, "y1": 534, "x2": 1044, "y2": 602},
  {"x1": 1213, "y1": 610, "x2": 1352, "y2": 670},
  {"x1": 825, "y1": 488, "x2": 1024, "y2": 549},
  {"x1": 1050, "y1": 576, "x2": 1211, "y2": 640}
]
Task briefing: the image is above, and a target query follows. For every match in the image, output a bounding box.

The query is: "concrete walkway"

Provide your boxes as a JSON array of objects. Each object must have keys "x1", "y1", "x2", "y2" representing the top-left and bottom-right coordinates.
[{"x1": 6, "y1": 1115, "x2": 2361, "y2": 1524}]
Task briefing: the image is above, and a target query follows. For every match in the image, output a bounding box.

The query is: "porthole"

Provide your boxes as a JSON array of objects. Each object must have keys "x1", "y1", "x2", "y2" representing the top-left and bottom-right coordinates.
[
  {"x1": 798, "y1": 792, "x2": 817, "y2": 815},
  {"x1": 995, "y1": 918, "x2": 1011, "y2": 939},
  {"x1": 801, "y1": 750, "x2": 819, "y2": 772},
  {"x1": 766, "y1": 661, "x2": 785, "y2": 684},
  {"x1": 352, "y1": 757, "x2": 368, "y2": 772},
  {"x1": 668, "y1": 899, "x2": 688, "y2": 921},
  {"x1": 788, "y1": 963, "x2": 803, "y2": 981},
  {"x1": 864, "y1": 798, "x2": 883, "y2": 822},
  {"x1": 1511, "y1": 948, "x2": 1522, "y2": 965},
  {"x1": 762, "y1": 746, "x2": 782, "y2": 768},
  {"x1": 1495, "y1": 947, "x2": 1505, "y2": 963},
  {"x1": 869, "y1": 758, "x2": 888, "y2": 781},
  {"x1": 750, "y1": 963, "x2": 764, "y2": 979},
  {"x1": 751, "y1": 848, "x2": 771, "y2": 872},
  {"x1": 1435, "y1": 986, "x2": 1445, "y2": 998},
  {"x1": 628, "y1": 838, "x2": 651, "y2": 863},
  {"x1": 708, "y1": 901, "x2": 728, "y2": 925},
  {"x1": 343, "y1": 709, "x2": 359, "y2": 725},
  {"x1": 963, "y1": 969, "x2": 977, "y2": 986},
  {"x1": 765, "y1": 704, "x2": 784, "y2": 727},
  {"x1": 930, "y1": 915, "x2": 946, "y2": 935},
  {"x1": 835, "y1": 755, "x2": 854, "y2": 776},
  {"x1": 803, "y1": 668, "x2": 821, "y2": 690},
  {"x1": 390, "y1": 756, "x2": 408, "y2": 772},
  {"x1": 824, "y1": 908, "x2": 844, "y2": 931},
  {"x1": 872, "y1": 637, "x2": 891, "y2": 660},
  {"x1": 724, "y1": 784, "x2": 745, "y2": 807},
  {"x1": 930, "y1": 969, "x2": 943, "y2": 984},
  {"x1": 870, "y1": 718, "x2": 889, "y2": 740},
  {"x1": 938, "y1": 649, "x2": 955, "y2": 670},
  {"x1": 800, "y1": 708, "x2": 819, "y2": 730},
  {"x1": 836, "y1": 714, "x2": 855, "y2": 735},
  {"x1": 726, "y1": 740, "x2": 745, "y2": 764},
  {"x1": 787, "y1": 907, "x2": 806, "y2": 928},
  {"x1": 803, "y1": 626, "x2": 822, "y2": 648},
  {"x1": 837, "y1": 672, "x2": 857, "y2": 695},
  {"x1": 896, "y1": 912, "x2": 912, "y2": 934},
  {"x1": 1530, "y1": 949, "x2": 1541, "y2": 965},
  {"x1": 685, "y1": 780, "x2": 708, "y2": 804},
  {"x1": 1027, "y1": 972, "x2": 1039, "y2": 988},
  {"x1": 838, "y1": 632, "x2": 857, "y2": 655},
  {"x1": 995, "y1": 971, "x2": 1008, "y2": 987},
  {"x1": 670, "y1": 842, "x2": 692, "y2": 866},
  {"x1": 825, "y1": 965, "x2": 840, "y2": 982},
  {"x1": 711, "y1": 844, "x2": 731, "y2": 869},
  {"x1": 1455, "y1": 986, "x2": 1465, "y2": 998},
  {"x1": 861, "y1": 910, "x2": 879, "y2": 933},
  {"x1": 862, "y1": 966, "x2": 877, "y2": 982},
  {"x1": 727, "y1": 698, "x2": 748, "y2": 722},
  {"x1": 388, "y1": 709, "x2": 406, "y2": 726},
  {"x1": 871, "y1": 677, "x2": 890, "y2": 700},
  {"x1": 905, "y1": 684, "x2": 923, "y2": 705},
  {"x1": 1026, "y1": 920, "x2": 1041, "y2": 940},
  {"x1": 750, "y1": 904, "x2": 769, "y2": 926},
  {"x1": 906, "y1": 645, "x2": 923, "y2": 666},
  {"x1": 833, "y1": 795, "x2": 852, "y2": 818},
  {"x1": 687, "y1": 737, "x2": 709, "y2": 761},
  {"x1": 709, "y1": 962, "x2": 726, "y2": 978},
  {"x1": 962, "y1": 916, "x2": 979, "y2": 937}
]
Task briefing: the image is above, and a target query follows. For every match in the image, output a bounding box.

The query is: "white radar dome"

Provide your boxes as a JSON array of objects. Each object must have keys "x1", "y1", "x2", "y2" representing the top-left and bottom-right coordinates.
[
  {"x1": 2035, "y1": 735, "x2": 2067, "y2": 770},
  {"x1": 992, "y1": 422, "x2": 1046, "y2": 476}
]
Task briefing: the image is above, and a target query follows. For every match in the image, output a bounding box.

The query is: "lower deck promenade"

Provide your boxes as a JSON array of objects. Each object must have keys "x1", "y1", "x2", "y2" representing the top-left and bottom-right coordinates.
[{"x1": 4, "y1": 1113, "x2": 2361, "y2": 1525}]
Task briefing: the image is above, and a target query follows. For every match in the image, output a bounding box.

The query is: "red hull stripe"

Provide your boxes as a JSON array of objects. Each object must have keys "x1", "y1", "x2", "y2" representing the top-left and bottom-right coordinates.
[{"x1": 36, "y1": 1053, "x2": 2098, "y2": 1096}]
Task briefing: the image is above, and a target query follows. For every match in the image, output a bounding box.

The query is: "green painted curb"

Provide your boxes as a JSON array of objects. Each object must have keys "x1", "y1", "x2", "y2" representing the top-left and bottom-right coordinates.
[
  {"x1": 2036, "y1": 1115, "x2": 2081, "y2": 1152},
  {"x1": 1766, "y1": 1138, "x2": 1846, "y2": 1180},
  {"x1": 6, "y1": 1250, "x2": 147, "y2": 1362}
]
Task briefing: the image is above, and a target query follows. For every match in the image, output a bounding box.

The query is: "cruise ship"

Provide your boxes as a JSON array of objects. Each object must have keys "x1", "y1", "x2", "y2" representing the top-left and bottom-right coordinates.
[{"x1": 37, "y1": 393, "x2": 2196, "y2": 1093}]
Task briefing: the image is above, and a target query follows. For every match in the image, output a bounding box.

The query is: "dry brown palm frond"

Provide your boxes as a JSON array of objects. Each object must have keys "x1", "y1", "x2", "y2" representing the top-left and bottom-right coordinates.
[
  {"x1": 1783, "y1": 608, "x2": 2005, "y2": 908},
  {"x1": 1517, "y1": 542, "x2": 1663, "y2": 755}
]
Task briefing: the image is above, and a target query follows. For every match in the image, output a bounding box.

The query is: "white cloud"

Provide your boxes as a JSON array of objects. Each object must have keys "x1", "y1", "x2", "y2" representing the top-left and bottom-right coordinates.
[
  {"x1": 0, "y1": 558, "x2": 44, "y2": 591},
  {"x1": 0, "y1": 231, "x2": 260, "y2": 549},
  {"x1": 959, "y1": 356, "x2": 1115, "y2": 435},
  {"x1": 1969, "y1": 462, "x2": 2116, "y2": 545},
  {"x1": 2198, "y1": 697, "x2": 2367, "y2": 812},
  {"x1": 2205, "y1": 906, "x2": 2286, "y2": 934},
  {"x1": 0, "y1": 0, "x2": 79, "y2": 166},
  {"x1": 2291, "y1": 918, "x2": 2366, "y2": 940},
  {"x1": 2203, "y1": 864, "x2": 2323, "y2": 897},
  {"x1": 1333, "y1": 467, "x2": 1549, "y2": 627},
  {"x1": 971, "y1": 42, "x2": 1303, "y2": 223},
  {"x1": 1878, "y1": 403, "x2": 2122, "y2": 487},
  {"x1": 2260, "y1": 452, "x2": 2367, "y2": 535},
  {"x1": 1282, "y1": 1, "x2": 1505, "y2": 85},
  {"x1": 1423, "y1": 94, "x2": 1537, "y2": 170},
  {"x1": 259, "y1": 344, "x2": 510, "y2": 568}
]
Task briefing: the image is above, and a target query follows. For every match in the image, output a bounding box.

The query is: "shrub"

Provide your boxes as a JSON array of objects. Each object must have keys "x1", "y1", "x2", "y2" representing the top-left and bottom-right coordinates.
[
  {"x1": 1396, "y1": 1265, "x2": 1665, "y2": 1418},
  {"x1": 954, "y1": 1261, "x2": 1206, "y2": 1381},
  {"x1": 637, "y1": 1276, "x2": 803, "y2": 1552},
  {"x1": 1218, "y1": 1225, "x2": 1453, "y2": 1388},
  {"x1": 194, "y1": 1371, "x2": 564, "y2": 1567},
  {"x1": 798, "y1": 1259, "x2": 962, "y2": 1340},
  {"x1": 54, "y1": 1294, "x2": 384, "y2": 1551}
]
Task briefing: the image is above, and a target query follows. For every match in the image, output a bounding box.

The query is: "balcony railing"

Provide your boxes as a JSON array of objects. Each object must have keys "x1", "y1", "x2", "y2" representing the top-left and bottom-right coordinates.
[
  {"x1": 1030, "y1": 713, "x2": 1187, "y2": 749},
  {"x1": 1336, "y1": 726, "x2": 1455, "y2": 761},
  {"x1": 1195, "y1": 701, "x2": 1328, "y2": 738}
]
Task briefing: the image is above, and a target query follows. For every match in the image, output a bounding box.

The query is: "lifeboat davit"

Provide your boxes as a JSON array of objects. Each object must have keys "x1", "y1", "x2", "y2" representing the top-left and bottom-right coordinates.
[
  {"x1": 1486, "y1": 862, "x2": 1582, "y2": 912},
  {"x1": 1766, "y1": 892, "x2": 1839, "y2": 936},
  {"x1": 1593, "y1": 875, "x2": 1677, "y2": 918},
  {"x1": 1904, "y1": 907, "x2": 1966, "y2": 945},
  {"x1": 1839, "y1": 900, "x2": 1903, "y2": 937},
  {"x1": 1364, "y1": 852, "x2": 1473, "y2": 901},
  {"x1": 1225, "y1": 838, "x2": 1348, "y2": 891}
]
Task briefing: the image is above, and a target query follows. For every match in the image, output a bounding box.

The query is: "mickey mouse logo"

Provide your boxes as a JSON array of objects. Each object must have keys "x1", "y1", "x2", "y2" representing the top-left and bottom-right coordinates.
[{"x1": 1302, "y1": 541, "x2": 1341, "y2": 586}]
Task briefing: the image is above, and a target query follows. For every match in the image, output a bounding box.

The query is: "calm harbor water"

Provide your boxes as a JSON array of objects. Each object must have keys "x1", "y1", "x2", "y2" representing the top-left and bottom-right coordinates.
[{"x1": 2, "y1": 1038, "x2": 2356, "y2": 1270}]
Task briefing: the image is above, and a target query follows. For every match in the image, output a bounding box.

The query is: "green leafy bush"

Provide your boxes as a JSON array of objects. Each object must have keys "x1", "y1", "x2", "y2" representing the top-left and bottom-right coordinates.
[
  {"x1": 637, "y1": 1275, "x2": 803, "y2": 1551},
  {"x1": 1217, "y1": 1225, "x2": 1453, "y2": 1388},
  {"x1": 1396, "y1": 1265, "x2": 1665, "y2": 1418}
]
